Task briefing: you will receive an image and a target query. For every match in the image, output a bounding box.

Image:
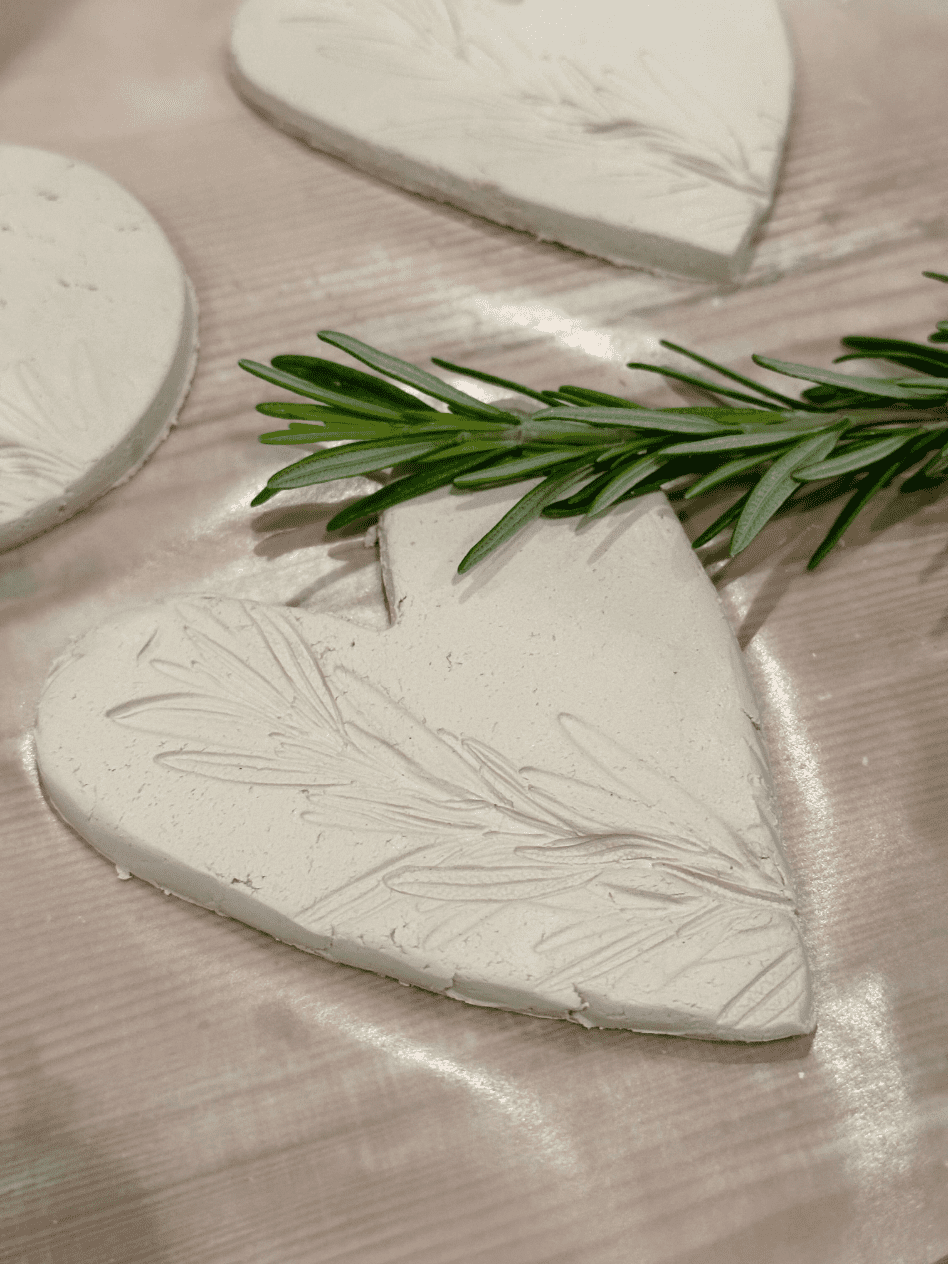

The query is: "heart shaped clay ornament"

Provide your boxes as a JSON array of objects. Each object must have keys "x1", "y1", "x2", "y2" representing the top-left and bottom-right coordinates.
[
  {"x1": 0, "y1": 146, "x2": 198, "y2": 551},
  {"x1": 230, "y1": 0, "x2": 793, "y2": 280},
  {"x1": 36, "y1": 488, "x2": 813, "y2": 1040}
]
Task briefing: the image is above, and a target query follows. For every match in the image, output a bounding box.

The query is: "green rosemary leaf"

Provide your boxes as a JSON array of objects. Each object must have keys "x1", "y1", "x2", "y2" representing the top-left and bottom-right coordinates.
[
  {"x1": 898, "y1": 431, "x2": 948, "y2": 492},
  {"x1": 922, "y1": 435, "x2": 948, "y2": 478},
  {"x1": 270, "y1": 353, "x2": 440, "y2": 412},
  {"x1": 454, "y1": 448, "x2": 587, "y2": 487},
  {"x1": 659, "y1": 339, "x2": 805, "y2": 408},
  {"x1": 833, "y1": 351, "x2": 948, "y2": 379},
  {"x1": 798, "y1": 384, "x2": 884, "y2": 408},
  {"x1": 807, "y1": 451, "x2": 919, "y2": 569},
  {"x1": 792, "y1": 432, "x2": 922, "y2": 481},
  {"x1": 429, "y1": 356, "x2": 550, "y2": 405},
  {"x1": 317, "y1": 331, "x2": 511, "y2": 419},
  {"x1": 691, "y1": 491, "x2": 752, "y2": 548},
  {"x1": 587, "y1": 454, "x2": 669, "y2": 515},
  {"x1": 258, "y1": 417, "x2": 508, "y2": 445},
  {"x1": 239, "y1": 359, "x2": 408, "y2": 421},
  {"x1": 554, "y1": 386, "x2": 643, "y2": 409},
  {"x1": 261, "y1": 435, "x2": 458, "y2": 493},
  {"x1": 255, "y1": 401, "x2": 458, "y2": 428},
  {"x1": 457, "y1": 461, "x2": 596, "y2": 572},
  {"x1": 665, "y1": 423, "x2": 834, "y2": 456},
  {"x1": 752, "y1": 355, "x2": 948, "y2": 400},
  {"x1": 929, "y1": 324, "x2": 948, "y2": 344},
  {"x1": 249, "y1": 486, "x2": 281, "y2": 507},
  {"x1": 730, "y1": 428, "x2": 845, "y2": 555},
  {"x1": 923, "y1": 271, "x2": 948, "y2": 284},
  {"x1": 533, "y1": 406, "x2": 738, "y2": 435},
  {"x1": 258, "y1": 424, "x2": 399, "y2": 444},
  {"x1": 512, "y1": 418, "x2": 624, "y2": 443},
  {"x1": 541, "y1": 470, "x2": 615, "y2": 516},
  {"x1": 623, "y1": 361, "x2": 789, "y2": 409},
  {"x1": 256, "y1": 403, "x2": 340, "y2": 420},
  {"x1": 326, "y1": 449, "x2": 500, "y2": 531},
  {"x1": 837, "y1": 335, "x2": 948, "y2": 372},
  {"x1": 683, "y1": 451, "x2": 772, "y2": 499}
]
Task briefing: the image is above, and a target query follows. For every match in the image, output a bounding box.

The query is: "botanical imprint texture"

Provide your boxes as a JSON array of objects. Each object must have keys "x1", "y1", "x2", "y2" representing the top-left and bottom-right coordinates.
[
  {"x1": 0, "y1": 344, "x2": 101, "y2": 518},
  {"x1": 107, "y1": 598, "x2": 809, "y2": 1036},
  {"x1": 278, "y1": 0, "x2": 781, "y2": 201}
]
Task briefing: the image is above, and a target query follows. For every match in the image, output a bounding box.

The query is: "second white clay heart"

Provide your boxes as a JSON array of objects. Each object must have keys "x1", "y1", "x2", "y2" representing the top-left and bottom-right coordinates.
[
  {"x1": 229, "y1": 0, "x2": 794, "y2": 280},
  {"x1": 36, "y1": 487, "x2": 812, "y2": 1040}
]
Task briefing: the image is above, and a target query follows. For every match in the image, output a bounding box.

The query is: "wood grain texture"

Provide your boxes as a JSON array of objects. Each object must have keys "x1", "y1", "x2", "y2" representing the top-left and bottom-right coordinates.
[{"x1": 1, "y1": 1, "x2": 947, "y2": 1260}]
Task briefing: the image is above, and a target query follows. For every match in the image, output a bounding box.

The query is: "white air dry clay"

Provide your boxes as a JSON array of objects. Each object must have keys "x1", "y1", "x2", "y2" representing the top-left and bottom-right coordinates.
[
  {"x1": 0, "y1": 145, "x2": 198, "y2": 550},
  {"x1": 230, "y1": 0, "x2": 793, "y2": 280},
  {"x1": 36, "y1": 487, "x2": 813, "y2": 1041}
]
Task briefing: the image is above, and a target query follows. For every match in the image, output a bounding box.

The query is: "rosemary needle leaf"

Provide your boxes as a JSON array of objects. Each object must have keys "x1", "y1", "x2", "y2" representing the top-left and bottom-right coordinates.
[
  {"x1": 326, "y1": 449, "x2": 499, "y2": 531},
  {"x1": 923, "y1": 271, "x2": 948, "y2": 284},
  {"x1": 833, "y1": 351, "x2": 948, "y2": 378},
  {"x1": 454, "y1": 449, "x2": 588, "y2": 487},
  {"x1": 665, "y1": 425, "x2": 830, "y2": 456},
  {"x1": 752, "y1": 354, "x2": 947, "y2": 400},
  {"x1": 623, "y1": 361, "x2": 787, "y2": 409},
  {"x1": 691, "y1": 491, "x2": 752, "y2": 548},
  {"x1": 730, "y1": 428, "x2": 844, "y2": 555},
  {"x1": 587, "y1": 455, "x2": 669, "y2": 515},
  {"x1": 429, "y1": 357, "x2": 550, "y2": 405},
  {"x1": 317, "y1": 331, "x2": 510, "y2": 418},
  {"x1": 792, "y1": 432, "x2": 921, "y2": 481},
  {"x1": 807, "y1": 451, "x2": 916, "y2": 569},
  {"x1": 271, "y1": 353, "x2": 440, "y2": 412},
  {"x1": 837, "y1": 335, "x2": 948, "y2": 373},
  {"x1": 259, "y1": 425, "x2": 398, "y2": 444},
  {"x1": 263, "y1": 436, "x2": 457, "y2": 492},
  {"x1": 239, "y1": 359, "x2": 407, "y2": 420},
  {"x1": 256, "y1": 401, "x2": 450, "y2": 428},
  {"x1": 249, "y1": 486, "x2": 281, "y2": 507},
  {"x1": 256, "y1": 403, "x2": 342, "y2": 420},
  {"x1": 458, "y1": 461, "x2": 595, "y2": 572},
  {"x1": 533, "y1": 406, "x2": 736, "y2": 434},
  {"x1": 542, "y1": 469, "x2": 616, "y2": 516},
  {"x1": 922, "y1": 435, "x2": 948, "y2": 478},
  {"x1": 684, "y1": 451, "x2": 774, "y2": 499},
  {"x1": 659, "y1": 340, "x2": 805, "y2": 408},
  {"x1": 554, "y1": 386, "x2": 643, "y2": 408}
]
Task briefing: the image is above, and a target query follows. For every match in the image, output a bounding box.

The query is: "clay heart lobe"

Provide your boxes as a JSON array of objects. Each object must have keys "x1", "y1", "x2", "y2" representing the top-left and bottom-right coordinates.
[
  {"x1": 230, "y1": 0, "x2": 794, "y2": 280},
  {"x1": 36, "y1": 489, "x2": 813, "y2": 1040}
]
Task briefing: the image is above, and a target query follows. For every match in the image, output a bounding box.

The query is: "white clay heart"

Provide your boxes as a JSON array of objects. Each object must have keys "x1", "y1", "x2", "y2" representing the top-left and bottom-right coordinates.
[
  {"x1": 229, "y1": 0, "x2": 793, "y2": 280},
  {"x1": 36, "y1": 487, "x2": 812, "y2": 1040},
  {"x1": 0, "y1": 145, "x2": 197, "y2": 551}
]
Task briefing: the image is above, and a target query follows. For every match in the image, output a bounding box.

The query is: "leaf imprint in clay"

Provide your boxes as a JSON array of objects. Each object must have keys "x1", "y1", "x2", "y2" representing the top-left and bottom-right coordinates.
[
  {"x1": 229, "y1": 0, "x2": 793, "y2": 280},
  {"x1": 35, "y1": 487, "x2": 813, "y2": 1041},
  {"x1": 0, "y1": 145, "x2": 198, "y2": 551}
]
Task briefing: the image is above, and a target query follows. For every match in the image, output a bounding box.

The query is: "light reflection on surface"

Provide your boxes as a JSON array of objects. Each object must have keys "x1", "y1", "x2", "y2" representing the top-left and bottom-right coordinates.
[
  {"x1": 468, "y1": 297, "x2": 639, "y2": 364},
  {"x1": 323, "y1": 1007, "x2": 580, "y2": 1177},
  {"x1": 814, "y1": 972, "x2": 924, "y2": 1261},
  {"x1": 748, "y1": 634, "x2": 836, "y2": 920},
  {"x1": 217, "y1": 957, "x2": 581, "y2": 1178}
]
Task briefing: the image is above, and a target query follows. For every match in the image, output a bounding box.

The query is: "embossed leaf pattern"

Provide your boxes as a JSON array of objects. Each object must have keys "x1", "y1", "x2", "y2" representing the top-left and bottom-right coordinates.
[
  {"x1": 109, "y1": 600, "x2": 791, "y2": 917},
  {"x1": 281, "y1": 0, "x2": 770, "y2": 197},
  {"x1": 0, "y1": 344, "x2": 103, "y2": 513}
]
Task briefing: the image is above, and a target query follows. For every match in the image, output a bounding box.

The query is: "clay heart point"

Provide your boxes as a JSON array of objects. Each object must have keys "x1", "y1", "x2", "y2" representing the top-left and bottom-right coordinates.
[{"x1": 36, "y1": 487, "x2": 813, "y2": 1040}]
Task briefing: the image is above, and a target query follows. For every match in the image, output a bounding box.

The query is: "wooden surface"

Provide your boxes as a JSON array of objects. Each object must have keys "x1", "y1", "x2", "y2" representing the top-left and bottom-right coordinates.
[{"x1": 2, "y1": 1, "x2": 948, "y2": 1260}]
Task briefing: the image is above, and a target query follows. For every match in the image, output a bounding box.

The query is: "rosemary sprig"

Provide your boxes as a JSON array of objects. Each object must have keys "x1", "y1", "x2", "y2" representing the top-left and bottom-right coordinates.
[{"x1": 242, "y1": 271, "x2": 948, "y2": 572}]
